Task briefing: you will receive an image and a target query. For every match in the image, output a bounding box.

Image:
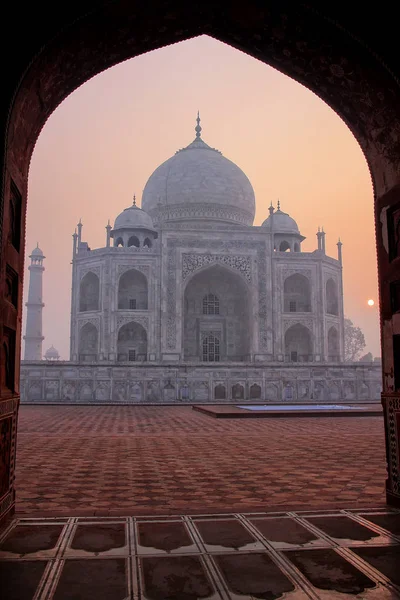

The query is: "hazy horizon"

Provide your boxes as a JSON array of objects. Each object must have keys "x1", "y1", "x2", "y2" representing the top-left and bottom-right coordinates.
[{"x1": 22, "y1": 35, "x2": 380, "y2": 359}]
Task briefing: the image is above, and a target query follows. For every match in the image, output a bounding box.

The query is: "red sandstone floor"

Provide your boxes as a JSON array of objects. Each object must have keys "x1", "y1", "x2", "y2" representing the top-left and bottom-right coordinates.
[{"x1": 15, "y1": 406, "x2": 387, "y2": 516}]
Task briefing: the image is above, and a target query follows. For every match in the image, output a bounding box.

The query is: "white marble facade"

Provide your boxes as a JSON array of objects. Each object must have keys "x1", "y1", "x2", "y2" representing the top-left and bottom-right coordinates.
[
  {"x1": 23, "y1": 117, "x2": 372, "y2": 404},
  {"x1": 70, "y1": 118, "x2": 344, "y2": 367}
]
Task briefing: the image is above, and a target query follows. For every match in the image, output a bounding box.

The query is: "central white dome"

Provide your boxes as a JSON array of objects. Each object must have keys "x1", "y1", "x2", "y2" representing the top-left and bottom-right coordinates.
[{"x1": 141, "y1": 117, "x2": 255, "y2": 227}]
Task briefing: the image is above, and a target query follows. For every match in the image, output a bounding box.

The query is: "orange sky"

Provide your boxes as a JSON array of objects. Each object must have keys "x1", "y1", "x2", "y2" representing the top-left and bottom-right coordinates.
[{"x1": 23, "y1": 35, "x2": 379, "y2": 359}]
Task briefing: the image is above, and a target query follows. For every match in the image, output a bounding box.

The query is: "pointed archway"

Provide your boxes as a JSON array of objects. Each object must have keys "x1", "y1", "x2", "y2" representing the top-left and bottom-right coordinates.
[
  {"x1": 183, "y1": 264, "x2": 252, "y2": 362},
  {"x1": 2, "y1": 2, "x2": 400, "y2": 524}
]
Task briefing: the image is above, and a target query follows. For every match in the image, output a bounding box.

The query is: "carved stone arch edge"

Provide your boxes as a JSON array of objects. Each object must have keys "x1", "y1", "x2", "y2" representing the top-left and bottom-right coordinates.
[
  {"x1": 281, "y1": 268, "x2": 312, "y2": 284},
  {"x1": 182, "y1": 253, "x2": 252, "y2": 284},
  {"x1": 116, "y1": 315, "x2": 149, "y2": 333},
  {"x1": 283, "y1": 319, "x2": 314, "y2": 333},
  {"x1": 78, "y1": 317, "x2": 100, "y2": 331},
  {"x1": 117, "y1": 264, "x2": 151, "y2": 280},
  {"x1": 79, "y1": 266, "x2": 101, "y2": 280}
]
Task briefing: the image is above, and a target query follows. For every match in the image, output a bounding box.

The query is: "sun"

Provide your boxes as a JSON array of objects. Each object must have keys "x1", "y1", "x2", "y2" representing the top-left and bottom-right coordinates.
[{"x1": 367, "y1": 299, "x2": 375, "y2": 306}]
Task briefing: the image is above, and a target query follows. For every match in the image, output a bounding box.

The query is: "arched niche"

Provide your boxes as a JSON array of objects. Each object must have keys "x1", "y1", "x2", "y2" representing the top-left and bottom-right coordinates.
[
  {"x1": 279, "y1": 240, "x2": 291, "y2": 252},
  {"x1": 214, "y1": 384, "x2": 226, "y2": 400},
  {"x1": 328, "y1": 326, "x2": 340, "y2": 361},
  {"x1": 250, "y1": 383, "x2": 262, "y2": 399},
  {"x1": 143, "y1": 237, "x2": 153, "y2": 248},
  {"x1": 79, "y1": 322, "x2": 98, "y2": 362},
  {"x1": 79, "y1": 272, "x2": 100, "y2": 312},
  {"x1": 283, "y1": 274, "x2": 311, "y2": 313},
  {"x1": 127, "y1": 235, "x2": 140, "y2": 248},
  {"x1": 285, "y1": 323, "x2": 313, "y2": 362},
  {"x1": 326, "y1": 278, "x2": 339, "y2": 315},
  {"x1": 117, "y1": 321, "x2": 147, "y2": 362},
  {"x1": 115, "y1": 237, "x2": 124, "y2": 247},
  {"x1": 183, "y1": 264, "x2": 251, "y2": 361},
  {"x1": 232, "y1": 383, "x2": 245, "y2": 400},
  {"x1": 118, "y1": 269, "x2": 148, "y2": 310}
]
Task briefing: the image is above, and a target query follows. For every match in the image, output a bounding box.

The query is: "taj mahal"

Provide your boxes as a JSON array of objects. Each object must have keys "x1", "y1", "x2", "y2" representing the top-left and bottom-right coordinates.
[{"x1": 21, "y1": 116, "x2": 381, "y2": 404}]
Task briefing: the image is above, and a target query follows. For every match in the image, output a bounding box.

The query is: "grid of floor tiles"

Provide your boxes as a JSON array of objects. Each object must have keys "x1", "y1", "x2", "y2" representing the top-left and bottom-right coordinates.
[
  {"x1": 16, "y1": 406, "x2": 386, "y2": 515},
  {"x1": 1, "y1": 508, "x2": 399, "y2": 599}
]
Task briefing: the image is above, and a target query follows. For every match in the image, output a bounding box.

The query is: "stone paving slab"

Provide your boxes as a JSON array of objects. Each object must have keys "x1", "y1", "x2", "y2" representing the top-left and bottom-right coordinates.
[
  {"x1": 1, "y1": 508, "x2": 399, "y2": 599},
  {"x1": 15, "y1": 405, "x2": 387, "y2": 516}
]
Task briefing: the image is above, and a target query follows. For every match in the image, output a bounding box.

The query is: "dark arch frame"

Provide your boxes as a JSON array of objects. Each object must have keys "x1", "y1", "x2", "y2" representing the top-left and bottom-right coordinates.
[{"x1": 1, "y1": 2, "x2": 400, "y2": 525}]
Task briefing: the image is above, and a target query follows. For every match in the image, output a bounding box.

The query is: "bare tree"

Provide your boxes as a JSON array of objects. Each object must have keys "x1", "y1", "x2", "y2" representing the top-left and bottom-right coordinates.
[{"x1": 344, "y1": 318, "x2": 366, "y2": 362}]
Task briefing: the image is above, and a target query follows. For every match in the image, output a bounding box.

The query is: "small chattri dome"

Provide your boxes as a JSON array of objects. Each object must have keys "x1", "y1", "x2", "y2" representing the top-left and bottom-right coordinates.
[
  {"x1": 31, "y1": 243, "x2": 44, "y2": 256},
  {"x1": 44, "y1": 345, "x2": 60, "y2": 360},
  {"x1": 262, "y1": 207, "x2": 299, "y2": 234},
  {"x1": 113, "y1": 199, "x2": 155, "y2": 233}
]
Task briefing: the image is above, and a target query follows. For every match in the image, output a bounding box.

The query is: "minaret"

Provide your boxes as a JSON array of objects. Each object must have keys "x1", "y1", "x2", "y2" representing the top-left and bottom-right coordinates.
[
  {"x1": 23, "y1": 244, "x2": 45, "y2": 360},
  {"x1": 106, "y1": 220, "x2": 111, "y2": 247},
  {"x1": 77, "y1": 218, "x2": 82, "y2": 247},
  {"x1": 337, "y1": 237, "x2": 343, "y2": 265},
  {"x1": 321, "y1": 227, "x2": 326, "y2": 253},
  {"x1": 316, "y1": 227, "x2": 322, "y2": 251}
]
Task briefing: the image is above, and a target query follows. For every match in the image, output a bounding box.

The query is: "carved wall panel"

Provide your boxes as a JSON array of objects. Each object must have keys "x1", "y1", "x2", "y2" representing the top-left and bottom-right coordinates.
[
  {"x1": 117, "y1": 264, "x2": 151, "y2": 277},
  {"x1": 182, "y1": 253, "x2": 252, "y2": 283},
  {"x1": 283, "y1": 319, "x2": 314, "y2": 333},
  {"x1": 78, "y1": 317, "x2": 100, "y2": 331},
  {"x1": 79, "y1": 266, "x2": 101, "y2": 280},
  {"x1": 116, "y1": 315, "x2": 149, "y2": 331}
]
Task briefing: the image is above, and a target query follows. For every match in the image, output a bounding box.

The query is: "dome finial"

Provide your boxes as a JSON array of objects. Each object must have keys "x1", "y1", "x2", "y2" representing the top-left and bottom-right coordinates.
[
  {"x1": 195, "y1": 111, "x2": 202, "y2": 139},
  {"x1": 133, "y1": 194, "x2": 136, "y2": 206},
  {"x1": 277, "y1": 199, "x2": 281, "y2": 211}
]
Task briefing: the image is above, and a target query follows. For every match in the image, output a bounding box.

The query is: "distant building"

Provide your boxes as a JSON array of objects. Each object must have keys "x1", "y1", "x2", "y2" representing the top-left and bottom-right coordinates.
[
  {"x1": 44, "y1": 345, "x2": 60, "y2": 361},
  {"x1": 21, "y1": 117, "x2": 381, "y2": 403}
]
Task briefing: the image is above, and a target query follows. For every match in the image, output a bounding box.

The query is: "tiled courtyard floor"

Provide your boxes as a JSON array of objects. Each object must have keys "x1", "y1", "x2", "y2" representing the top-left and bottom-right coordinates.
[
  {"x1": 15, "y1": 405, "x2": 387, "y2": 516},
  {"x1": 1, "y1": 509, "x2": 400, "y2": 599}
]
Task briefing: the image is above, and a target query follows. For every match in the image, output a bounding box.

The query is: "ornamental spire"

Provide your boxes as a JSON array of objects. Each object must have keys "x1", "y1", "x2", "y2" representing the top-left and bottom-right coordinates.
[
  {"x1": 277, "y1": 199, "x2": 281, "y2": 211},
  {"x1": 195, "y1": 111, "x2": 202, "y2": 139},
  {"x1": 133, "y1": 194, "x2": 136, "y2": 206}
]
